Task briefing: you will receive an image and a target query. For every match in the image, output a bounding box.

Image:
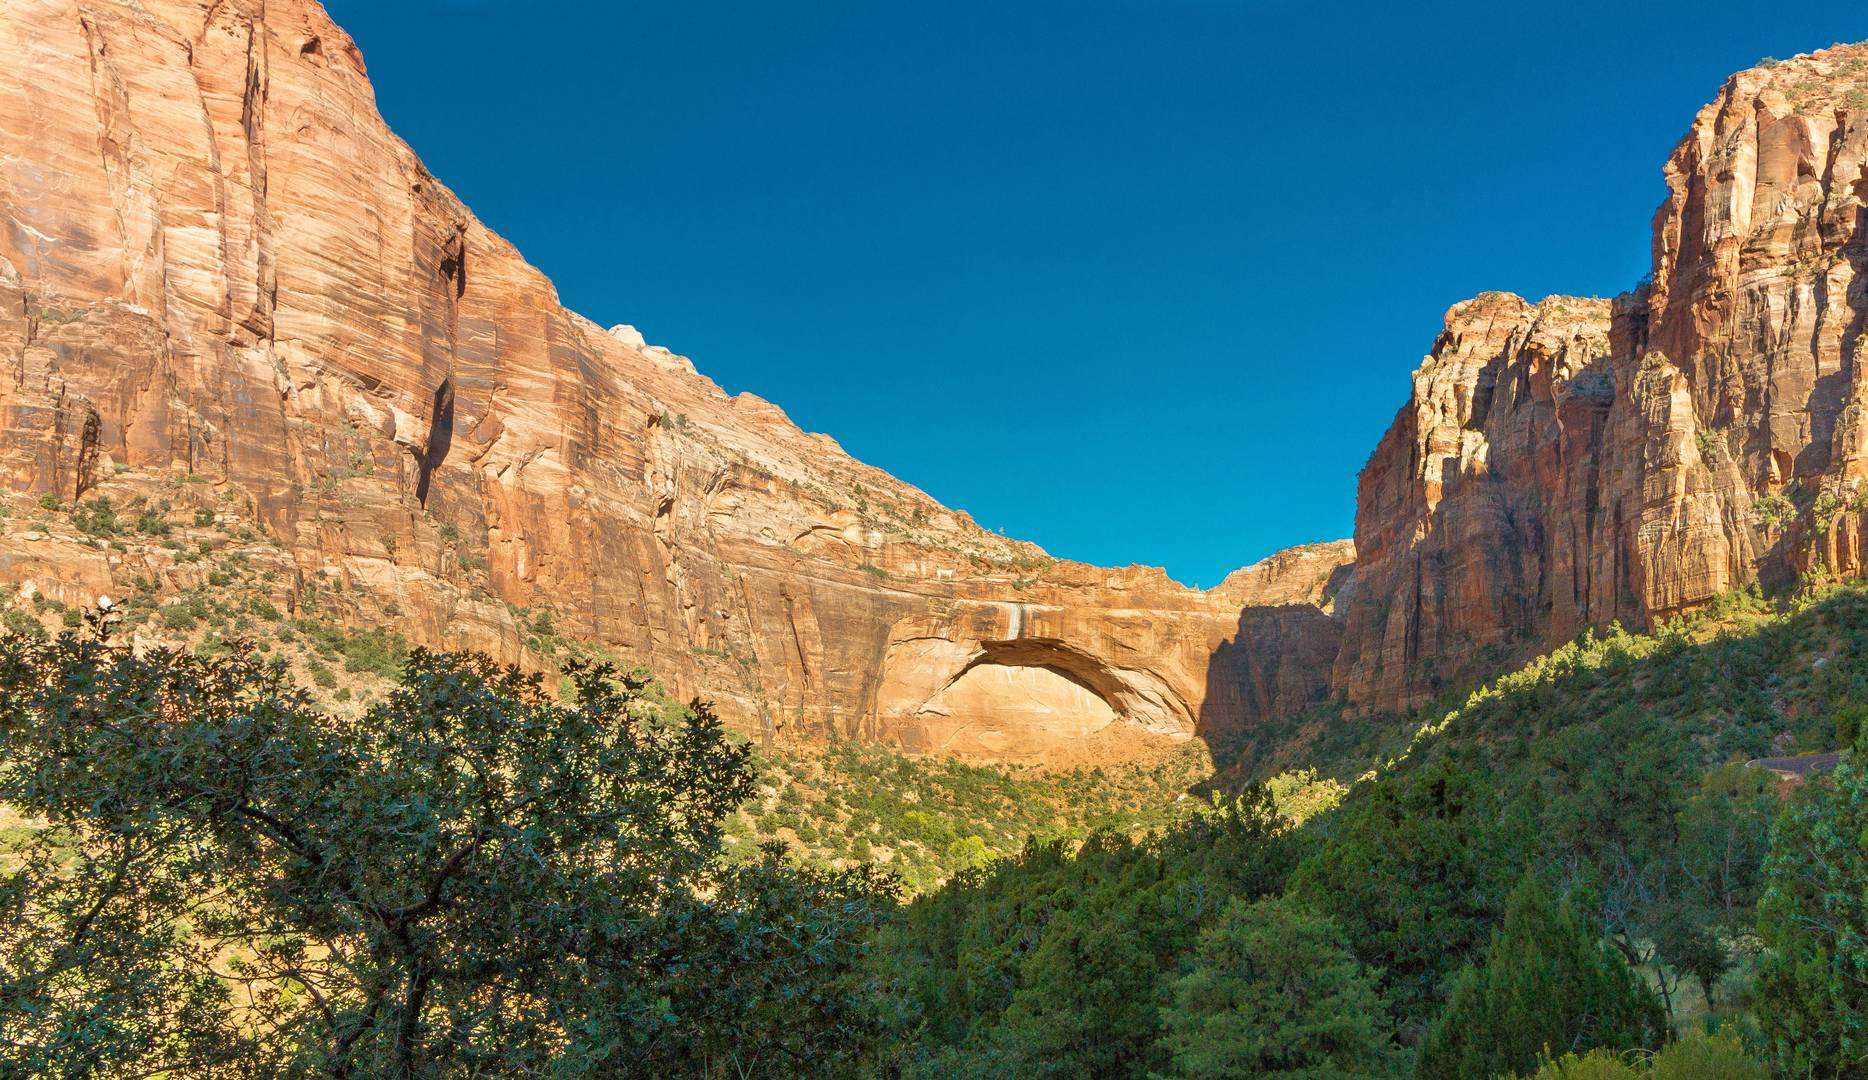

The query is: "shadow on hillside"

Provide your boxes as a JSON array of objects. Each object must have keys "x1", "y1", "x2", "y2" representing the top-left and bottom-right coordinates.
[{"x1": 1193, "y1": 564, "x2": 1354, "y2": 786}]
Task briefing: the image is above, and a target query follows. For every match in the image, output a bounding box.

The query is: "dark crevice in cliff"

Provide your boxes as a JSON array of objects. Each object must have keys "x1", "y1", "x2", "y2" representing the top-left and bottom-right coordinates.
[
  {"x1": 415, "y1": 378, "x2": 454, "y2": 507},
  {"x1": 440, "y1": 234, "x2": 467, "y2": 300}
]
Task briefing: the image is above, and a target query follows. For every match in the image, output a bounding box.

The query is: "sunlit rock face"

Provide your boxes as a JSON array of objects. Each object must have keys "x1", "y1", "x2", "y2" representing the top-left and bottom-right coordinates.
[
  {"x1": 1335, "y1": 44, "x2": 1868, "y2": 712},
  {"x1": 0, "y1": 0, "x2": 1353, "y2": 765},
  {"x1": 8, "y1": 0, "x2": 1863, "y2": 760},
  {"x1": 912, "y1": 658, "x2": 1120, "y2": 761}
]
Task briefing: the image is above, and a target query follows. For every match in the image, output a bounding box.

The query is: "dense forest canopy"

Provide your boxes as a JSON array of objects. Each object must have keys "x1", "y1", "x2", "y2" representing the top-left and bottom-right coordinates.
[{"x1": 7, "y1": 580, "x2": 1868, "y2": 1075}]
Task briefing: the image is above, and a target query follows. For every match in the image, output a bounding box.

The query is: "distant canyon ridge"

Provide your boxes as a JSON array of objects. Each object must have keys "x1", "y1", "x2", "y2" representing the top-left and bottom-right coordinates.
[{"x1": 1, "y1": 0, "x2": 1864, "y2": 764}]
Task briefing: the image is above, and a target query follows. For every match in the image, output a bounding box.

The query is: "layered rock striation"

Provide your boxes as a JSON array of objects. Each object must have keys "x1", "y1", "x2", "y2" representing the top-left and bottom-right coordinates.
[
  {"x1": 1338, "y1": 44, "x2": 1868, "y2": 710},
  {"x1": 6, "y1": 0, "x2": 1867, "y2": 757},
  {"x1": 0, "y1": 0, "x2": 1351, "y2": 764}
]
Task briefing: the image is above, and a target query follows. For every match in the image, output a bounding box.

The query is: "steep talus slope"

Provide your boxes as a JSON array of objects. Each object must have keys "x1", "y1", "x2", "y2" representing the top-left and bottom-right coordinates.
[
  {"x1": 0, "y1": 0, "x2": 1351, "y2": 763},
  {"x1": 1336, "y1": 44, "x2": 1868, "y2": 712}
]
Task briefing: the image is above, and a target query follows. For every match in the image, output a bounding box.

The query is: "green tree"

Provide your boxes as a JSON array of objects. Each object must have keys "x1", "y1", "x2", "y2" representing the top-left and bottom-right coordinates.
[
  {"x1": 0, "y1": 824, "x2": 245, "y2": 1075},
  {"x1": 1755, "y1": 757, "x2": 1868, "y2": 1077},
  {"x1": 875, "y1": 789, "x2": 1302, "y2": 1078},
  {"x1": 994, "y1": 893, "x2": 1164, "y2": 1078},
  {"x1": 1156, "y1": 895, "x2": 1399, "y2": 1079},
  {"x1": 1416, "y1": 874, "x2": 1666, "y2": 1080},
  {"x1": 1290, "y1": 757, "x2": 1531, "y2": 1034},
  {"x1": 0, "y1": 631, "x2": 893, "y2": 1077}
]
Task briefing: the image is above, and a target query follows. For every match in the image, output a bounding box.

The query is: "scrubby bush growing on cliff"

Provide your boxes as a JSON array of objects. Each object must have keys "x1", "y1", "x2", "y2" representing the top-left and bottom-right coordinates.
[
  {"x1": 1751, "y1": 491, "x2": 1794, "y2": 530},
  {"x1": 0, "y1": 631, "x2": 893, "y2": 1078}
]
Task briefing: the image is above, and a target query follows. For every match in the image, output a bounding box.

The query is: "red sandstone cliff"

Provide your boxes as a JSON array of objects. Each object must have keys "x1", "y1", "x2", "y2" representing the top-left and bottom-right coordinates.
[
  {"x1": 1338, "y1": 44, "x2": 1868, "y2": 711},
  {"x1": 0, "y1": 0, "x2": 1351, "y2": 764},
  {"x1": 7, "y1": 1, "x2": 1867, "y2": 756}
]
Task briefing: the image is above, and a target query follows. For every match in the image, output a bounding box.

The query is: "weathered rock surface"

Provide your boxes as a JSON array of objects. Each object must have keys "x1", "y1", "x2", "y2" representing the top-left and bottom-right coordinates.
[
  {"x1": 1337, "y1": 44, "x2": 1868, "y2": 711},
  {"x1": 0, "y1": 0, "x2": 1352, "y2": 764},
  {"x1": 8, "y1": 0, "x2": 1866, "y2": 758}
]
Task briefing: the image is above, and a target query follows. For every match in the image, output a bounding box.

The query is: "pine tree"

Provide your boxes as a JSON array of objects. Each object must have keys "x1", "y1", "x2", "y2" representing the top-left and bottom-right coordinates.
[
  {"x1": 1416, "y1": 873, "x2": 1667, "y2": 1080},
  {"x1": 1157, "y1": 895, "x2": 1400, "y2": 1079},
  {"x1": 1755, "y1": 758, "x2": 1868, "y2": 1077}
]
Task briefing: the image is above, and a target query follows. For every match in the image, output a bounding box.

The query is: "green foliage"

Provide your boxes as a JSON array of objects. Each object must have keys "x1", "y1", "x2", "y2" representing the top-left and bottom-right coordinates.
[
  {"x1": 1643, "y1": 1028, "x2": 1767, "y2": 1079},
  {"x1": 1755, "y1": 757, "x2": 1868, "y2": 1076},
  {"x1": 725, "y1": 738, "x2": 1217, "y2": 891},
  {"x1": 1291, "y1": 758, "x2": 1532, "y2": 1033},
  {"x1": 1263, "y1": 767, "x2": 1347, "y2": 825},
  {"x1": 1814, "y1": 488, "x2": 1847, "y2": 533},
  {"x1": 0, "y1": 821, "x2": 240, "y2": 1075},
  {"x1": 1157, "y1": 895, "x2": 1399, "y2": 1079},
  {"x1": 1751, "y1": 492, "x2": 1794, "y2": 529},
  {"x1": 1281, "y1": 586, "x2": 1865, "y2": 1038},
  {"x1": 872, "y1": 789, "x2": 1305, "y2": 1078},
  {"x1": 0, "y1": 634, "x2": 893, "y2": 1077},
  {"x1": 1514, "y1": 1028, "x2": 1764, "y2": 1079},
  {"x1": 293, "y1": 619, "x2": 410, "y2": 679},
  {"x1": 72, "y1": 496, "x2": 119, "y2": 537},
  {"x1": 159, "y1": 594, "x2": 209, "y2": 629},
  {"x1": 133, "y1": 504, "x2": 172, "y2": 536},
  {"x1": 1416, "y1": 874, "x2": 1667, "y2": 1080},
  {"x1": 0, "y1": 609, "x2": 44, "y2": 642}
]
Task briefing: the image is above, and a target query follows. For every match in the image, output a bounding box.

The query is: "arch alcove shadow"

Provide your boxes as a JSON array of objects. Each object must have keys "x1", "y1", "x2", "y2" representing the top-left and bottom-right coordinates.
[{"x1": 891, "y1": 636, "x2": 1185, "y2": 762}]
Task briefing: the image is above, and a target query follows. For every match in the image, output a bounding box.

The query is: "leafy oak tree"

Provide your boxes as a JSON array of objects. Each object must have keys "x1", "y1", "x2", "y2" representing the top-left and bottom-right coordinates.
[{"x1": 0, "y1": 630, "x2": 893, "y2": 1078}]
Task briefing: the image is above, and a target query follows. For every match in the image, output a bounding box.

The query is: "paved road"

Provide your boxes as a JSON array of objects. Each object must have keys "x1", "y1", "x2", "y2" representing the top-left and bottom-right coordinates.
[{"x1": 1745, "y1": 752, "x2": 1842, "y2": 779}]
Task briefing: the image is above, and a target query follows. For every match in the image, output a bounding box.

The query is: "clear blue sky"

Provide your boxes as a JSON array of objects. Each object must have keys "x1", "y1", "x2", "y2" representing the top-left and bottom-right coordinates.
[{"x1": 323, "y1": 0, "x2": 1863, "y2": 587}]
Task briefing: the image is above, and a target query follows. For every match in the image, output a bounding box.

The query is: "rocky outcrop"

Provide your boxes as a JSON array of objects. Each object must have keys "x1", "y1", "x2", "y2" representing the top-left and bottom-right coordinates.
[
  {"x1": 0, "y1": 0, "x2": 1352, "y2": 764},
  {"x1": 1336, "y1": 44, "x2": 1868, "y2": 711}
]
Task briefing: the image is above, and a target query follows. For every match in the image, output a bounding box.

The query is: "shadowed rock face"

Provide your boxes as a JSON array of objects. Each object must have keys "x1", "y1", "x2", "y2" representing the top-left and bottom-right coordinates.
[
  {"x1": 1337, "y1": 44, "x2": 1868, "y2": 712},
  {"x1": 0, "y1": 0, "x2": 1353, "y2": 764}
]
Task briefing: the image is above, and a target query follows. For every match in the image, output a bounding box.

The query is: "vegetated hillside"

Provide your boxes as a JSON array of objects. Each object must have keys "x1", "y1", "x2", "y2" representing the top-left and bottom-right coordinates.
[
  {"x1": 1223, "y1": 574, "x2": 1854, "y2": 786},
  {"x1": 7, "y1": 532, "x2": 1868, "y2": 1076},
  {"x1": 870, "y1": 574, "x2": 1868, "y2": 1077},
  {"x1": 2, "y1": 485, "x2": 1321, "y2": 893}
]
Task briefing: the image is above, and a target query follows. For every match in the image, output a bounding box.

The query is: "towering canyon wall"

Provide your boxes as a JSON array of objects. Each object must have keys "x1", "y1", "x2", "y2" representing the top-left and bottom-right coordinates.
[
  {"x1": 1337, "y1": 44, "x2": 1868, "y2": 711},
  {"x1": 5, "y1": 0, "x2": 1866, "y2": 758},
  {"x1": 0, "y1": 0, "x2": 1352, "y2": 763}
]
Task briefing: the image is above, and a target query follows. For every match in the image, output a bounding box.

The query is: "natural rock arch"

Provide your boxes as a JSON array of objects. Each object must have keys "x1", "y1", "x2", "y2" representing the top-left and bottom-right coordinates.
[{"x1": 875, "y1": 635, "x2": 1194, "y2": 764}]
